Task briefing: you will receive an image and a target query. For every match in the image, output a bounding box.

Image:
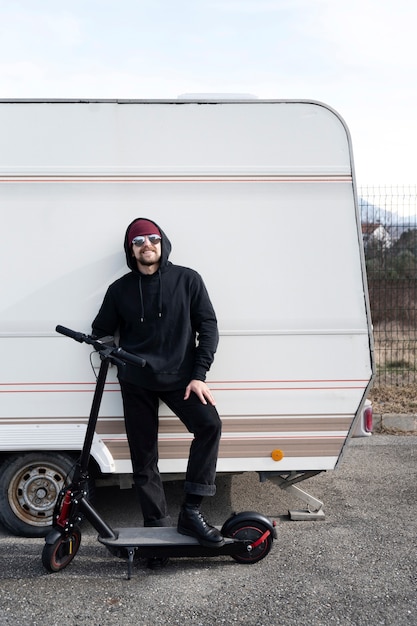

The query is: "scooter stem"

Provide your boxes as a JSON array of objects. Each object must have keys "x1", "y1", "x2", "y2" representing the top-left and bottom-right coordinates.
[{"x1": 78, "y1": 357, "x2": 110, "y2": 474}]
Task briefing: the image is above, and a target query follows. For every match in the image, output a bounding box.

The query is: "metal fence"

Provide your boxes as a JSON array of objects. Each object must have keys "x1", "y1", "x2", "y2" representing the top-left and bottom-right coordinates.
[{"x1": 359, "y1": 185, "x2": 417, "y2": 386}]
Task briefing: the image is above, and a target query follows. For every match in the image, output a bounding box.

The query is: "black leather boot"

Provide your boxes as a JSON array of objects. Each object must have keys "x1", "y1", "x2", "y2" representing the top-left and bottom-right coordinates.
[{"x1": 177, "y1": 505, "x2": 224, "y2": 548}]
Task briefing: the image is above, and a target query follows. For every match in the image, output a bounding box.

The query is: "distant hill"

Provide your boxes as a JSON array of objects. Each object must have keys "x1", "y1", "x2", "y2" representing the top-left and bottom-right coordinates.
[{"x1": 359, "y1": 197, "x2": 417, "y2": 240}]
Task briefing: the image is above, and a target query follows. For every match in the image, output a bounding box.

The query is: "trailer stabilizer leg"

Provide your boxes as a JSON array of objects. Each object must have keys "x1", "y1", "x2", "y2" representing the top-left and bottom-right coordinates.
[
  {"x1": 259, "y1": 472, "x2": 325, "y2": 521},
  {"x1": 287, "y1": 486, "x2": 325, "y2": 521}
]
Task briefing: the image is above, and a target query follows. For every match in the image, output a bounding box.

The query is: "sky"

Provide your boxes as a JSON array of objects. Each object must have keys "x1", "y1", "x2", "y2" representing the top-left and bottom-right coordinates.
[{"x1": 0, "y1": 0, "x2": 416, "y2": 188}]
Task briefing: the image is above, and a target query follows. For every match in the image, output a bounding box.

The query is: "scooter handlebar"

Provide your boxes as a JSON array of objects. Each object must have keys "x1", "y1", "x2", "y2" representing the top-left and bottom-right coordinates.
[
  {"x1": 113, "y1": 347, "x2": 146, "y2": 368},
  {"x1": 56, "y1": 325, "x2": 86, "y2": 343},
  {"x1": 55, "y1": 325, "x2": 146, "y2": 368}
]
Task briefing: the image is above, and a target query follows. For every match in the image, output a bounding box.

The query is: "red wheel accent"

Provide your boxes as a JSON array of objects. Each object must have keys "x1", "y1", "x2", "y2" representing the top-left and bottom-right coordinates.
[
  {"x1": 42, "y1": 529, "x2": 81, "y2": 572},
  {"x1": 227, "y1": 523, "x2": 272, "y2": 564}
]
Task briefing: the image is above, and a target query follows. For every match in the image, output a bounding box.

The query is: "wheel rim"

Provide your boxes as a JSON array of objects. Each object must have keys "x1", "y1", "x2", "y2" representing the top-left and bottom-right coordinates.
[
  {"x1": 231, "y1": 525, "x2": 270, "y2": 562},
  {"x1": 7, "y1": 462, "x2": 69, "y2": 528},
  {"x1": 53, "y1": 532, "x2": 81, "y2": 568}
]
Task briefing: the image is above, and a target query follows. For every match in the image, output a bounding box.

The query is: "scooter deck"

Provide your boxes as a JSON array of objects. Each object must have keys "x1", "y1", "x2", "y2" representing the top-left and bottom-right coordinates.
[
  {"x1": 99, "y1": 526, "x2": 230, "y2": 547},
  {"x1": 98, "y1": 526, "x2": 245, "y2": 560},
  {"x1": 97, "y1": 527, "x2": 247, "y2": 579}
]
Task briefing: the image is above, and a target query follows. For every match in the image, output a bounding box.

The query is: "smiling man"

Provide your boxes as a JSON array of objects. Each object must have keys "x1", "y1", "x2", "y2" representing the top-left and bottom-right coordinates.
[
  {"x1": 91, "y1": 217, "x2": 223, "y2": 566},
  {"x1": 131, "y1": 230, "x2": 162, "y2": 272}
]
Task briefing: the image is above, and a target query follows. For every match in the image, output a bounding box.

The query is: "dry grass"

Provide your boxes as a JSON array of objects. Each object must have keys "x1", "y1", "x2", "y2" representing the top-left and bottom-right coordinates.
[
  {"x1": 373, "y1": 321, "x2": 417, "y2": 372},
  {"x1": 371, "y1": 322, "x2": 417, "y2": 413},
  {"x1": 369, "y1": 384, "x2": 417, "y2": 414}
]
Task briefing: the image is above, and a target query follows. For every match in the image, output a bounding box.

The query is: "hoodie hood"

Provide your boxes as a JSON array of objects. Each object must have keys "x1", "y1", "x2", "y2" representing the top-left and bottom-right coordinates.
[
  {"x1": 124, "y1": 217, "x2": 172, "y2": 273},
  {"x1": 93, "y1": 218, "x2": 218, "y2": 387}
]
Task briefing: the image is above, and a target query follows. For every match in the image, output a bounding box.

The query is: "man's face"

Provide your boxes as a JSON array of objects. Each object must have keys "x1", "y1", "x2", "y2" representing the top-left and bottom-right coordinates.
[{"x1": 132, "y1": 234, "x2": 162, "y2": 271}]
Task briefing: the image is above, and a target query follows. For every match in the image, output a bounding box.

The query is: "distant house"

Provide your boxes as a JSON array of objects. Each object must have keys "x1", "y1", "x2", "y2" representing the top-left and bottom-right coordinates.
[{"x1": 362, "y1": 223, "x2": 392, "y2": 250}]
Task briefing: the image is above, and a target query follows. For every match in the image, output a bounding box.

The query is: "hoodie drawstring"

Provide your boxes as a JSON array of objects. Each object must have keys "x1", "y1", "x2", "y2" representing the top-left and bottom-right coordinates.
[
  {"x1": 138, "y1": 270, "x2": 163, "y2": 322},
  {"x1": 158, "y1": 270, "x2": 163, "y2": 318},
  {"x1": 138, "y1": 276, "x2": 145, "y2": 323}
]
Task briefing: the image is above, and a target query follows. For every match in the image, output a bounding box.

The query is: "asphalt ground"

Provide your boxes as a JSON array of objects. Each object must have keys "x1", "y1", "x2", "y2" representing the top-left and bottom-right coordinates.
[{"x1": 0, "y1": 434, "x2": 416, "y2": 626}]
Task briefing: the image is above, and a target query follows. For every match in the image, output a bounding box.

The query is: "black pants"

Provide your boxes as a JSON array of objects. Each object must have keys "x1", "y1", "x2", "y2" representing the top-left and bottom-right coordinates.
[{"x1": 119, "y1": 381, "x2": 222, "y2": 525}]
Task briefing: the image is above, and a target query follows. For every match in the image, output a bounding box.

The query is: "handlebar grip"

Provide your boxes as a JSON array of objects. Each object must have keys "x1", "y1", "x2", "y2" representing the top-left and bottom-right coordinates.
[
  {"x1": 55, "y1": 325, "x2": 146, "y2": 367},
  {"x1": 55, "y1": 325, "x2": 86, "y2": 343},
  {"x1": 114, "y1": 347, "x2": 146, "y2": 368}
]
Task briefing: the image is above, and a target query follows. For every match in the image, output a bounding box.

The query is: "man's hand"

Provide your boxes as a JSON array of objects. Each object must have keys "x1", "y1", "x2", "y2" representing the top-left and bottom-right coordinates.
[{"x1": 184, "y1": 379, "x2": 216, "y2": 405}]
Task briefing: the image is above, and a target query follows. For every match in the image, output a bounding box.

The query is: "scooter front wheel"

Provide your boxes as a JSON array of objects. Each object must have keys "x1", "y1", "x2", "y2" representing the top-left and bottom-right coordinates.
[
  {"x1": 226, "y1": 521, "x2": 273, "y2": 564},
  {"x1": 42, "y1": 528, "x2": 81, "y2": 572}
]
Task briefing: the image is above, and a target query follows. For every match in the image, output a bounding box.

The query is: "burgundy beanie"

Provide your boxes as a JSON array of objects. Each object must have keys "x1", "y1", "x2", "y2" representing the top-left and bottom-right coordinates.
[{"x1": 128, "y1": 219, "x2": 161, "y2": 245}]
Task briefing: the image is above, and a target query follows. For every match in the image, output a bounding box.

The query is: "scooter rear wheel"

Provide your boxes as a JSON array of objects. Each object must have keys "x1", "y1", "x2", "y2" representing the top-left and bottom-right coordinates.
[
  {"x1": 226, "y1": 521, "x2": 272, "y2": 564},
  {"x1": 42, "y1": 528, "x2": 81, "y2": 572}
]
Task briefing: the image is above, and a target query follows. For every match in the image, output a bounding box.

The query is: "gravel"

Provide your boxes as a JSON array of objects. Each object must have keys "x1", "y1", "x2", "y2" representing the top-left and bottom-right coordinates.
[{"x1": 0, "y1": 435, "x2": 416, "y2": 626}]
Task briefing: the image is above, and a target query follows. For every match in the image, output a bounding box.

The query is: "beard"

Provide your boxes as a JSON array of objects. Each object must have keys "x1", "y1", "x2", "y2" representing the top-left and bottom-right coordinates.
[
  {"x1": 138, "y1": 247, "x2": 161, "y2": 266},
  {"x1": 139, "y1": 257, "x2": 157, "y2": 266}
]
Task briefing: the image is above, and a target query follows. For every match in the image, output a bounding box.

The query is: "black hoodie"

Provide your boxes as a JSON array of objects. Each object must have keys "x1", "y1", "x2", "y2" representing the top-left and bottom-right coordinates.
[{"x1": 92, "y1": 218, "x2": 219, "y2": 390}]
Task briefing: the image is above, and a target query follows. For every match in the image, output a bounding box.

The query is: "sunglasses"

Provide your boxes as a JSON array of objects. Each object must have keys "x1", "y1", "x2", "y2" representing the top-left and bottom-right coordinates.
[{"x1": 132, "y1": 235, "x2": 162, "y2": 247}]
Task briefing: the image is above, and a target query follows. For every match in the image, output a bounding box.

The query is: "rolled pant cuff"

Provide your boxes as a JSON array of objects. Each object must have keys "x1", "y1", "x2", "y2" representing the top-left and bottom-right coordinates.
[{"x1": 184, "y1": 481, "x2": 216, "y2": 497}]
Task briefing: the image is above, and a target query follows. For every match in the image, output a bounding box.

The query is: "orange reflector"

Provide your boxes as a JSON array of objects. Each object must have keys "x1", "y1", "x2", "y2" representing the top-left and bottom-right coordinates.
[{"x1": 271, "y1": 449, "x2": 284, "y2": 462}]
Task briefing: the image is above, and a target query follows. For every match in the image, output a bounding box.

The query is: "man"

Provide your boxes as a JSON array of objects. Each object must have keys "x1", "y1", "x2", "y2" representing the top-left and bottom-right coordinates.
[{"x1": 92, "y1": 217, "x2": 223, "y2": 561}]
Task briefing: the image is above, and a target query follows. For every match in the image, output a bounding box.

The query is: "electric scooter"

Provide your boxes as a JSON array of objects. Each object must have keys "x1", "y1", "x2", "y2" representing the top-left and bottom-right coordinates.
[{"x1": 42, "y1": 326, "x2": 276, "y2": 579}]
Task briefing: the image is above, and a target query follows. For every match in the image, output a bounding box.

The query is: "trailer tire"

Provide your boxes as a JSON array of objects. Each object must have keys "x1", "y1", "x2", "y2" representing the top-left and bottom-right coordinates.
[{"x1": 0, "y1": 452, "x2": 92, "y2": 537}]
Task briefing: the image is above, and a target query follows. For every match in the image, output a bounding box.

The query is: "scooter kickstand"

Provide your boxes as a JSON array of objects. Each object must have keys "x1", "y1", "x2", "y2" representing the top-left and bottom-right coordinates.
[{"x1": 126, "y1": 547, "x2": 135, "y2": 580}]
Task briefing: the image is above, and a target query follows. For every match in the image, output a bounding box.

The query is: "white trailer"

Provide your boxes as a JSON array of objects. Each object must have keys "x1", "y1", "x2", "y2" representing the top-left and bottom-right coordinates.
[{"x1": 0, "y1": 98, "x2": 374, "y2": 536}]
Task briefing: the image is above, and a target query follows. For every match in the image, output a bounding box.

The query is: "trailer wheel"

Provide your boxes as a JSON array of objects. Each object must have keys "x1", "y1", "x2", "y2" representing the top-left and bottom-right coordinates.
[
  {"x1": 226, "y1": 521, "x2": 273, "y2": 564},
  {"x1": 42, "y1": 528, "x2": 81, "y2": 573},
  {"x1": 0, "y1": 453, "x2": 87, "y2": 537}
]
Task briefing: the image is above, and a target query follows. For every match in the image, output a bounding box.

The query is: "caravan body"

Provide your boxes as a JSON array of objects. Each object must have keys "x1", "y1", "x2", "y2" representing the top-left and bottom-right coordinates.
[{"x1": 0, "y1": 99, "x2": 374, "y2": 535}]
